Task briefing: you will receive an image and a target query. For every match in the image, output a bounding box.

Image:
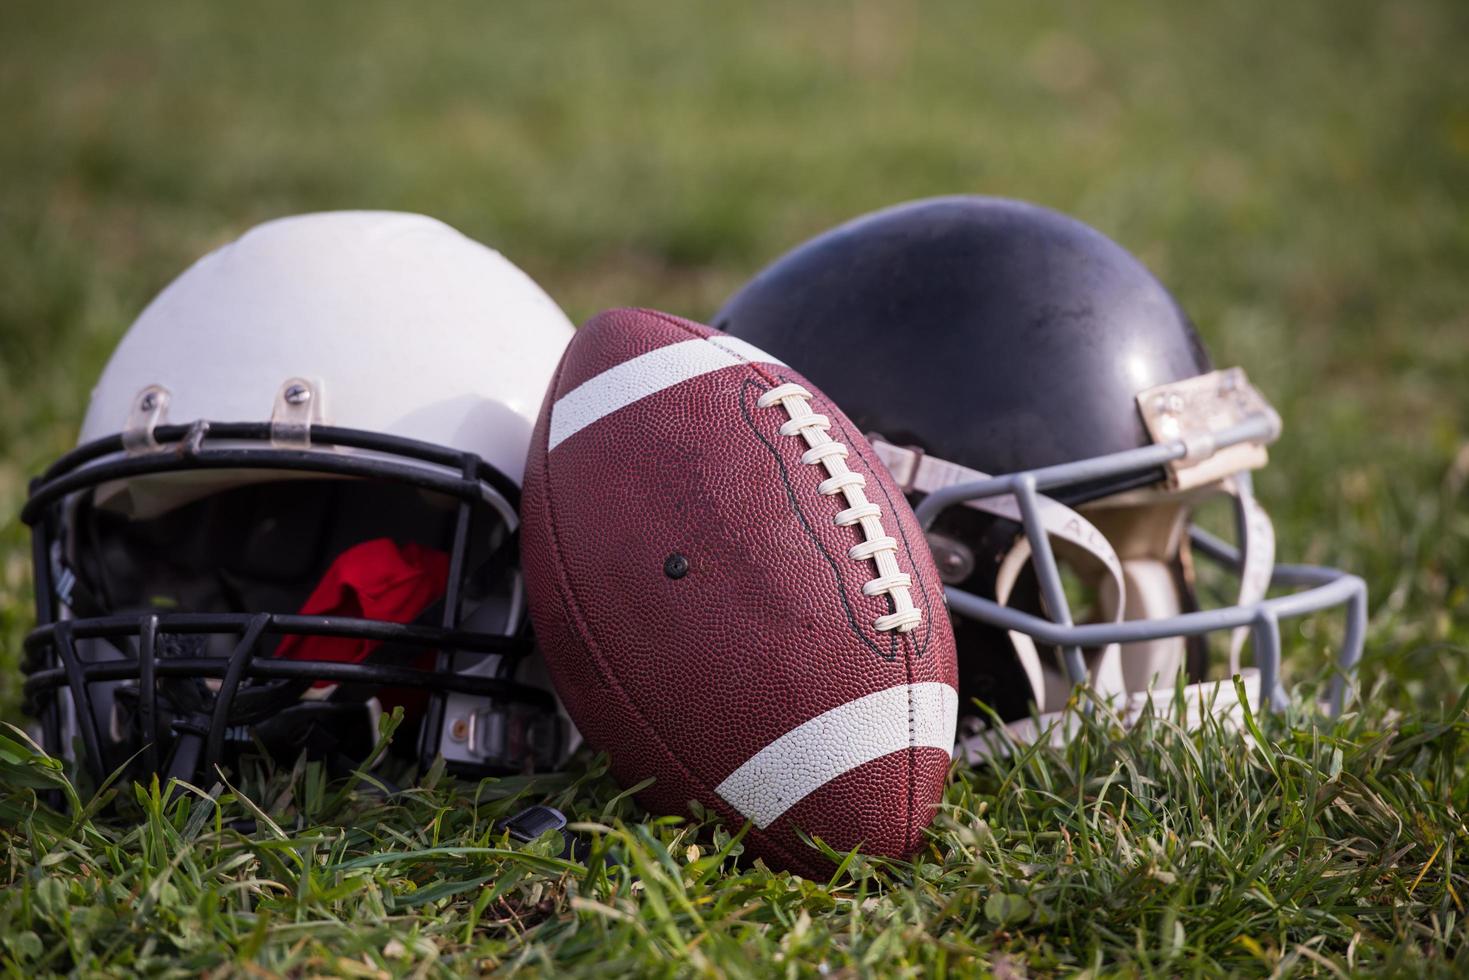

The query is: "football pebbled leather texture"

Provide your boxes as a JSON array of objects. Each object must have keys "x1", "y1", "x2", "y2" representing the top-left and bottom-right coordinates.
[{"x1": 521, "y1": 307, "x2": 959, "y2": 878}]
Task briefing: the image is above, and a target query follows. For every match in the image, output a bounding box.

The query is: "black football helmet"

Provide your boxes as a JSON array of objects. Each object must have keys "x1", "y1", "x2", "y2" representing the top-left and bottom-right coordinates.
[{"x1": 716, "y1": 197, "x2": 1365, "y2": 755}]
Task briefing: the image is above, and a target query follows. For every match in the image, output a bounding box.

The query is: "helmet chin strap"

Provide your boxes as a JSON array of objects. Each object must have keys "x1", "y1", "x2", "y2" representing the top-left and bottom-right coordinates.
[
  {"x1": 868, "y1": 437, "x2": 1281, "y2": 755},
  {"x1": 1110, "y1": 558, "x2": 1186, "y2": 694},
  {"x1": 955, "y1": 666, "x2": 1266, "y2": 763},
  {"x1": 1228, "y1": 473, "x2": 1275, "y2": 676},
  {"x1": 974, "y1": 476, "x2": 1278, "y2": 757},
  {"x1": 993, "y1": 533, "x2": 1126, "y2": 713}
]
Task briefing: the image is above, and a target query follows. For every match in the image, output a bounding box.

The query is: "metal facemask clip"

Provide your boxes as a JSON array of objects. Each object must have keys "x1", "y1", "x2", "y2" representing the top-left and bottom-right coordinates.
[
  {"x1": 121, "y1": 385, "x2": 171, "y2": 454},
  {"x1": 270, "y1": 377, "x2": 324, "y2": 449},
  {"x1": 1136, "y1": 367, "x2": 1281, "y2": 490}
]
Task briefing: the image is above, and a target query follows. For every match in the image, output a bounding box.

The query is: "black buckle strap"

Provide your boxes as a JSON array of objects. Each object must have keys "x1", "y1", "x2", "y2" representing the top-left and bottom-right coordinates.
[{"x1": 496, "y1": 804, "x2": 591, "y2": 862}]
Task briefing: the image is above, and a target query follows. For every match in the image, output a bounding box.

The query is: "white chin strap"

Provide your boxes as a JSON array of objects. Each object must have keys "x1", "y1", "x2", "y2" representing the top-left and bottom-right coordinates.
[
  {"x1": 955, "y1": 668, "x2": 1265, "y2": 763},
  {"x1": 1229, "y1": 475, "x2": 1275, "y2": 674},
  {"x1": 869, "y1": 441, "x2": 1277, "y2": 760}
]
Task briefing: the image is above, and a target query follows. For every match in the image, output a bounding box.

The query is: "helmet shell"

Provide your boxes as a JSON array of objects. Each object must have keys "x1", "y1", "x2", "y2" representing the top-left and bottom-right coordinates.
[
  {"x1": 715, "y1": 196, "x2": 1212, "y2": 503},
  {"x1": 82, "y1": 211, "x2": 574, "y2": 487}
]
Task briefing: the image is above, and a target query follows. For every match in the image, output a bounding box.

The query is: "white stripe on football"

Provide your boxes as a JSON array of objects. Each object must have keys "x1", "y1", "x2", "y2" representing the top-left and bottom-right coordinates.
[
  {"x1": 548, "y1": 335, "x2": 784, "y2": 450},
  {"x1": 715, "y1": 682, "x2": 959, "y2": 829}
]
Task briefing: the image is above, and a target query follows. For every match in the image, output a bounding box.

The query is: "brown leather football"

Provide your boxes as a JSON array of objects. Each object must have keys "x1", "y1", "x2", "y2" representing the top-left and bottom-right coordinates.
[{"x1": 520, "y1": 307, "x2": 958, "y2": 878}]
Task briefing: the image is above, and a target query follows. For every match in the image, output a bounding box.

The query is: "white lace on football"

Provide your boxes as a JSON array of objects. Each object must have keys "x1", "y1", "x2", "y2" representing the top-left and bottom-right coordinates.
[{"x1": 757, "y1": 382, "x2": 922, "y2": 633}]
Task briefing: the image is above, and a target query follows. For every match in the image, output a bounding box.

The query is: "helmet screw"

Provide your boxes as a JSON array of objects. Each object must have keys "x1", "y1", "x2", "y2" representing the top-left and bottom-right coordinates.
[
  {"x1": 140, "y1": 392, "x2": 159, "y2": 411},
  {"x1": 283, "y1": 383, "x2": 312, "y2": 406},
  {"x1": 449, "y1": 718, "x2": 470, "y2": 742},
  {"x1": 925, "y1": 531, "x2": 975, "y2": 585}
]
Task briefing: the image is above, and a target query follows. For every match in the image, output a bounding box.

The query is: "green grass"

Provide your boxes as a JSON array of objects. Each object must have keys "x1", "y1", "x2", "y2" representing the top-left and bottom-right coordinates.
[{"x1": 1, "y1": 0, "x2": 1467, "y2": 974}]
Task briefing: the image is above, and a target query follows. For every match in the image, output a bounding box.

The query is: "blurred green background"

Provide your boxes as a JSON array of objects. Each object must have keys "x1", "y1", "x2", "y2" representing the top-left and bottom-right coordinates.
[{"x1": 2, "y1": 0, "x2": 1466, "y2": 719}]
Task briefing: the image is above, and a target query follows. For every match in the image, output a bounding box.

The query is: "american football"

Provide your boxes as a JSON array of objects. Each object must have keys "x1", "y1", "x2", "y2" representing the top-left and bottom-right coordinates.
[{"x1": 520, "y1": 307, "x2": 959, "y2": 876}]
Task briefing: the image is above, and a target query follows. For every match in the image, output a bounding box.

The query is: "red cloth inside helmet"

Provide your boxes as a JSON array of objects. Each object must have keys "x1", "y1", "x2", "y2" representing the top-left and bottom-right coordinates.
[{"x1": 275, "y1": 538, "x2": 449, "y2": 713}]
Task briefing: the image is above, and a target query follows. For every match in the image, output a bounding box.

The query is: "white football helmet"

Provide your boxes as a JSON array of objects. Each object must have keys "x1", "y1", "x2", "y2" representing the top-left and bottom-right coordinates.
[{"x1": 22, "y1": 211, "x2": 578, "y2": 786}]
